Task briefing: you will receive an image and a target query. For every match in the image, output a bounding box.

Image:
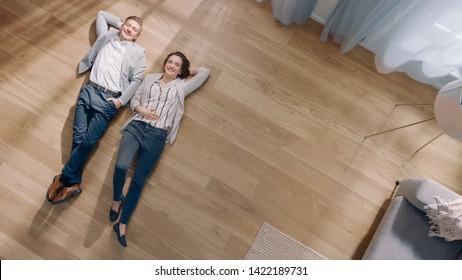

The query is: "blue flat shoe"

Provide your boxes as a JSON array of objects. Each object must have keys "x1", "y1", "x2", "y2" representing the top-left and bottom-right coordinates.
[
  {"x1": 113, "y1": 223, "x2": 127, "y2": 247},
  {"x1": 109, "y1": 195, "x2": 124, "y2": 222}
]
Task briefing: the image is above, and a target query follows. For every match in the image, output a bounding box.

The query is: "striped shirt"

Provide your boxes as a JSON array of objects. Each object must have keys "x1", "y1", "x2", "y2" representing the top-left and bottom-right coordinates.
[{"x1": 134, "y1": 79, "x2": 180, "y2": 130}]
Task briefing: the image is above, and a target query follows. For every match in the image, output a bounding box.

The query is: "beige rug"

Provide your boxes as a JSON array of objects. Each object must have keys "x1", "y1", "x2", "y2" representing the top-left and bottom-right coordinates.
[{"x1": 244, "y1": 222, "x2": 327, "y2": 260}]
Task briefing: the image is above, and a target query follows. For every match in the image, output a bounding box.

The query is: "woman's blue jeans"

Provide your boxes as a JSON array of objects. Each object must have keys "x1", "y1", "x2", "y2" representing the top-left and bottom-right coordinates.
[
  {"x1": 113, "y1": 121, "x2": 167, "y2": 225},
  {"x1": 61, "y1": 84, "x2": 117, "y2": 185}
]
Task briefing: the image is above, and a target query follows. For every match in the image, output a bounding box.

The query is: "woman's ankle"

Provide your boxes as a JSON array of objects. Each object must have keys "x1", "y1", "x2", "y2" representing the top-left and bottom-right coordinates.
[
  {"x1": 119, "y1": 223, "x2": 127, "y2": 235},
  {"x1": 111, "y1": 198, "x2": 123, "y2": 210}
]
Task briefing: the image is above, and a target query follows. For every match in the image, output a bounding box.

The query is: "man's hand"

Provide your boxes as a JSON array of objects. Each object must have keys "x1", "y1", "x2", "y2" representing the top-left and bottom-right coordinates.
[{"x1": 107, "y1": 98, "x2": 122, "y2": 109}]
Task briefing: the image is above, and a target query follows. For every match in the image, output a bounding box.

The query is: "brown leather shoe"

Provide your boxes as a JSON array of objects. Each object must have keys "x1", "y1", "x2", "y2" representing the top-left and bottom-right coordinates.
[
  {"x1": 46, "y1": 174, "x2": 64, "y2": 202},
  {"x1": 51, "y1": 184, "x2": 82, "y2": 204}
]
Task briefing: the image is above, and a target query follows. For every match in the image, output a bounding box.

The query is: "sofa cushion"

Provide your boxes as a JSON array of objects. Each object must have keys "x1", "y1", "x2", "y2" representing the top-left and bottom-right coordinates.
[{"x1": 362, "y1": 196, "x2": 462, "y2": 259}]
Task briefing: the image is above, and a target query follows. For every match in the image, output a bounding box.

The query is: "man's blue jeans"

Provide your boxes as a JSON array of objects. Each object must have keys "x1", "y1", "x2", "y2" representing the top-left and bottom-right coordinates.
[
  {"x1": 61, "y1": 84, "x2": 117, "y2": 185},
  {"x1": 113, "y1": 121, "x2": 167, "y2": 225}
]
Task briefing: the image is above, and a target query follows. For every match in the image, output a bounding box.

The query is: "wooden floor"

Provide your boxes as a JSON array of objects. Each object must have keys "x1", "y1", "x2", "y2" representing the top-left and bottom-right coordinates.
[{"x1": 1, "y1": 0, "x2": 462, "y2": 260}]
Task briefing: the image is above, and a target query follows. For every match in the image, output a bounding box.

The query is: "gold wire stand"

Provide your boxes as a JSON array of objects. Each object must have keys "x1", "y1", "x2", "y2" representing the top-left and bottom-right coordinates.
[{"x1": 363, "y1": 104, "x2": 442, "y2": 154}]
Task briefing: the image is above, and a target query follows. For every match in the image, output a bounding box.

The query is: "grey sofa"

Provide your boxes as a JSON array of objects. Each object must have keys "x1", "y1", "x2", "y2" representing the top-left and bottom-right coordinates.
[{"x1": 362, "y1": 177, "x2": 462, "y2": 260}]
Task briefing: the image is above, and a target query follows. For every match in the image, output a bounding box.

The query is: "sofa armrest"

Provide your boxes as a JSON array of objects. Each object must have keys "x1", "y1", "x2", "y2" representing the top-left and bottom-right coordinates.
[{"x1": 395, "y1": 177, "x2": 461, "y2": 212}]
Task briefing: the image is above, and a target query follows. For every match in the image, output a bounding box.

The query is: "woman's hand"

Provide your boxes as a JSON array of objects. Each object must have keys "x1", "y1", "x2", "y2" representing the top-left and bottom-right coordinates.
[
  {"x1": 189, "y1": 68, "x2": 198, "y2": 75},
  {"x1": 137, "y1": 106, "x2": 160, "y2": 121}
]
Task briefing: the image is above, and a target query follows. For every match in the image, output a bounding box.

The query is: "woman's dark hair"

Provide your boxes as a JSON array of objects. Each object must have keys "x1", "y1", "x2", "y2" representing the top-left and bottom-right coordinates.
[{"x1": 163, "y1": 51, "x2": 190, "y2": 79}]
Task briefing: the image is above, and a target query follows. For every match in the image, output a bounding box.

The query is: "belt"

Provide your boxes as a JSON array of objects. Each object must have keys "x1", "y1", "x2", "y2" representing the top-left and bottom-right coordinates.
[
  {"x1": 134, "y1": 120, "x2": 169, "y2": 131},
  {"x1": 87, "y1": 80, "x2": 121, "y2": 98}
]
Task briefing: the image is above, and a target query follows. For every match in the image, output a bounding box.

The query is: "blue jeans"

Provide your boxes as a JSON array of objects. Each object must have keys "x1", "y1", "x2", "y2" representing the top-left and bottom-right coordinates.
[
  {"x1": 113, "y1": 121, "x2": 167, "y2": 225},
  {"x1": 61, "y1": 84, "x2": 117, "y2": 185}
]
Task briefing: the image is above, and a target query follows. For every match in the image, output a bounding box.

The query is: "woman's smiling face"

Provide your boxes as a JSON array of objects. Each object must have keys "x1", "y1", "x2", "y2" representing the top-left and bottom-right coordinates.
[{"x1": 164, "y1": 55, "x2": 183, "y2": 77}]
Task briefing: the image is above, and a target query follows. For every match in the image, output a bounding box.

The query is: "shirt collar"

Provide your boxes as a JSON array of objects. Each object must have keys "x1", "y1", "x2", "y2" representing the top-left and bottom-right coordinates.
[
  {"x1": 156, "y1": 76, "x2": 179, "y2": 87},
  {"x1": 114, "y1": 36, "x2": 131, "y2": 47}
]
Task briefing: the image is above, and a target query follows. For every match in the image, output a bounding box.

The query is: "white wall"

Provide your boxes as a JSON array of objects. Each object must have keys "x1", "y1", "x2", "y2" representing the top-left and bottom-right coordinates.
[{"x1": 311, "y1": 0, "x2": 339, "y2": 24}]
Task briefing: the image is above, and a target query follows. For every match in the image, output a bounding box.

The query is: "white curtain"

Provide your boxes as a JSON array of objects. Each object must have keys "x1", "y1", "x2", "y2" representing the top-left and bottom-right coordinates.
[
  {"x1": 320, "y1": 0, "x2": 400, "y2": 53},
  {"x1": 270, "y1": 0, "x2": 462, "y2": 89},
  {"x1": 270, "y1": 0, "x2": 318, "y2": 26},
  {"x1": 361, "y1": 0, "x2": 462, "y2": 89}
]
